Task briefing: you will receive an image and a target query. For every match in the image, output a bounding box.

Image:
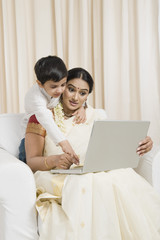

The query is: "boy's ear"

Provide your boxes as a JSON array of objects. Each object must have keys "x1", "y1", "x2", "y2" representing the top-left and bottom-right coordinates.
[{"x1": 36, "y1": 80, "x2": 43, "y2": 88}]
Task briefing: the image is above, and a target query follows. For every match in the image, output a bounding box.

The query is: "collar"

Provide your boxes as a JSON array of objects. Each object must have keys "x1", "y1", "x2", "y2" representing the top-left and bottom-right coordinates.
[{"x1": 40, "y1": 87, "x2": 52, "y2": 102}]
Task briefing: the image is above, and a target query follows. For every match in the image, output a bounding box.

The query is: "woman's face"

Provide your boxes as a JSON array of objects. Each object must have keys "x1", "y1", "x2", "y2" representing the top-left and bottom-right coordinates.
[{"x1": 62, "y1": 78, "x2": 89, "y2": 111}]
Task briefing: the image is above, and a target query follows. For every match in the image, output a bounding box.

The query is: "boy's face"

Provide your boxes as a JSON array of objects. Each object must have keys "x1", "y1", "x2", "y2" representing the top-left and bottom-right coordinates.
[{"x1": 37, "y1": 77, "x2": 67, "y2": 98}]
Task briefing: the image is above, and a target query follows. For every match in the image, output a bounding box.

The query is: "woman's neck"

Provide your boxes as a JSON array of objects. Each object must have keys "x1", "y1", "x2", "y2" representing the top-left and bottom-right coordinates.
[{"x1": 61, "y1": 101, "x2": 77, "y2": 118}]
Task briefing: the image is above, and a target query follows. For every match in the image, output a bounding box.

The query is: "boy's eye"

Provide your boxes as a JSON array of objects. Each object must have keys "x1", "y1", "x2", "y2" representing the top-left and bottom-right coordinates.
[{"x1": 61, "y1": 83, "x2": 66, "y2": 87}]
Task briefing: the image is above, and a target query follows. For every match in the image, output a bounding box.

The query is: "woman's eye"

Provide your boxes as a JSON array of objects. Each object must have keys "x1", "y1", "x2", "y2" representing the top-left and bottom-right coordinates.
[
  {"x1": 80, "y1": 92, "x2": 86, "y2": 96},
  {"x1": 68, "y1": 87, "x2": 74, "y2": 92}
]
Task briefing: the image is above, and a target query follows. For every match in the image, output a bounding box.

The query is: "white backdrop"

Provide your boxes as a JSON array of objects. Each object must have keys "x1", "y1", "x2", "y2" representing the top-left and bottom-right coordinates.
[{"x1": 0, "y1": 0, "x2": 160, "y2": 144}]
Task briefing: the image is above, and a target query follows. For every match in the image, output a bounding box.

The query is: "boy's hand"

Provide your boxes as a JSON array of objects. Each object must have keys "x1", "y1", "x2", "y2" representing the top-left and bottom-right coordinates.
[
  {"x1": 59, "y1": 140, "x2": 79, "y2": 165},
  {"x1": 72, "y1": 106, "x2": 86, "y2": 124}
]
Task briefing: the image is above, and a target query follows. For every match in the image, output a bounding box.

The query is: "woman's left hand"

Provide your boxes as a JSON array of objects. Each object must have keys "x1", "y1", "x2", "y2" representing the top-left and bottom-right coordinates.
[{"x1": 136, "y1": 136, "x2": 153, "y2": 156}]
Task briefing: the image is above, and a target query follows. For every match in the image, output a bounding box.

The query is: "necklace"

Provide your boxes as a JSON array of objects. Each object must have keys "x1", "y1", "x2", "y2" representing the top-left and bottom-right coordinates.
[{"x1": 63, "y1": 111, "x2": 73, "y2": 118}]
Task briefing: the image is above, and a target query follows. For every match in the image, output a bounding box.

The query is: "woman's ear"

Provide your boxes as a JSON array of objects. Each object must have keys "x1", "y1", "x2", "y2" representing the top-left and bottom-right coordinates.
[
  {"x1": 36, "y1": 80, "x2": 43, "y2": 88},
  {"x1": 83, "y1": 99, "x2": 88, "y2": 108}
]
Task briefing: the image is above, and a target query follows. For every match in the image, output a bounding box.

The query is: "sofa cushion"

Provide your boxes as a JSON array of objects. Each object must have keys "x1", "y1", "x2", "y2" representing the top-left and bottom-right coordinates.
[{"x1": 0, "y1": 113, "x2": 24, "y2": 158}]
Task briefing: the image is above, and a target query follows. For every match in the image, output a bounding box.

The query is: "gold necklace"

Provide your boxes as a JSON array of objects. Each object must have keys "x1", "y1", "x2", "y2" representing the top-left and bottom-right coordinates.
[{"x1": 63, "y1": 111, "x2": 73, "y2": 118}]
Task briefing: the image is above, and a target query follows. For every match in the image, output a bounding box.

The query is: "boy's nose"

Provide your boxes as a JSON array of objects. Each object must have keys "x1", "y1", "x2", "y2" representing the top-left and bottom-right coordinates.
[{"x1": 56, "y1": 87, "x2": 63, "y2": 94}]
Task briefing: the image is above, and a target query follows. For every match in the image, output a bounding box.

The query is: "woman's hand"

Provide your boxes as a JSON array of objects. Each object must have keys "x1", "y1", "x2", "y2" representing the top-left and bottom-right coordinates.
[
  {"x1": 53, "y1": 153, "x2": 76, "y2": 169},
  {"x1": 136, "y1": 136, "x2": 153, "y2": 156},
  {"x1": 59, "y1": 140, "x2": 79, "y2": 165}
]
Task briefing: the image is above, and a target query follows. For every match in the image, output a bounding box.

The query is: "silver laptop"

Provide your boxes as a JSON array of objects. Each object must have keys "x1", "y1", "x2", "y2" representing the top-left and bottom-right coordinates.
[{"x1": 50, "y1": 120, "x2": 150, "y2": 174}]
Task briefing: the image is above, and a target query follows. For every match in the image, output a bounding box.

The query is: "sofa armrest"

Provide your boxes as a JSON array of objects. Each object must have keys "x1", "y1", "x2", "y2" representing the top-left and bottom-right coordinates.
[
  {"x1": 0, "y1": 148, "x2": 23, "y2": 166},
  {"x1": 0, "y1": 148, "x2": 38, "y2": 240},
  {"x1": 135, "y1": 144, "x2": 160, "y2": 186},
  {"x1": 152, "y1": 148, "x2": 160, "y2": 194}
]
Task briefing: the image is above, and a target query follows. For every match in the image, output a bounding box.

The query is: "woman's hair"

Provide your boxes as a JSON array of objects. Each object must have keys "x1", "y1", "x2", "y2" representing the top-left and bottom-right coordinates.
[
  {"x1": 34, "y1": 55, "x2": 68, "y2": 84},
  {"x1": 67, "y1": 68, "x2": 94, "y2": 93}
]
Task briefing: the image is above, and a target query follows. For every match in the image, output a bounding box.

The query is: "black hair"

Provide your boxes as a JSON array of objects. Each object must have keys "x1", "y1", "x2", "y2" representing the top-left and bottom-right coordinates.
[
  {"x1": 67, "y1": 68, "x2": 94, "y2": 93},
  {"x1": 34, "y1": 55, "x2": 68, "y2": 85}
]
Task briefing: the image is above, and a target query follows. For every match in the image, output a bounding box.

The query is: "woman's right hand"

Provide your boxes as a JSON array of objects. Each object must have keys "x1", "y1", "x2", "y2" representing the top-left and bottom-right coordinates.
[
  {"x1": 53, "y1": 153, "x2": 76, "y2": 169},
  {"x1": 59, "y1": 140, "x2": 79, "y2": 165}
]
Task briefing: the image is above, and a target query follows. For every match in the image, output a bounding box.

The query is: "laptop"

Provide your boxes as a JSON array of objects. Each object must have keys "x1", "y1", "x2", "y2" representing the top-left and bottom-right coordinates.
[{"x1": 50, "y1": 120, "x2": 150, "y2": 174}]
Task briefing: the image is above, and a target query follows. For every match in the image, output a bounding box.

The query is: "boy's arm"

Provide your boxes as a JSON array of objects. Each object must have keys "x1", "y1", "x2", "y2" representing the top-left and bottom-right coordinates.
[
  {"x1": 25, "y1": 87, "x2": 66, "y2": 144},
  {"x1": 25, "y1": 88, "x2": 79, "y2": 162},
  {"x1": 34, "y1": 108, "x2": 79, "y2": 163},
  {"x1": 35, "y1": 106, "x2": 65, "y2": 143}
]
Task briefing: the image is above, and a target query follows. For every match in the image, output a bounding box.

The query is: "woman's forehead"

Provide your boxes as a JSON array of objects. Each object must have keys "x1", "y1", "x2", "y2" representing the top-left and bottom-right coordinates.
[{"x1": 67, "y1": 78, "x2": 89, "y2": 91}]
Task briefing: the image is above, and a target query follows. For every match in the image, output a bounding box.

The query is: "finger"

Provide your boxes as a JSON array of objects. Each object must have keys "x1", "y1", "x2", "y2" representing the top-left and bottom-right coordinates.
[
  {"x1": 60, "y1": 164, "x2": 68, "y2": 169},
  {"x1": 139, "y1": 136, "x2": 151, "y2": 146},
  {"x1": 137, "y1": 141, "x2": 152, "y2": 151},
  {"x1": 72, "y1": 111, "x2": 78, "y2": 116},
  {"x1": 72, "y1": 155, "x2": 79, "y2": 165},
  {"x1": 138, "y1": 140, "x2": 148, "y2": 146},
  {"x1": 59, "y1": 158, "x2": 71, "y2": 169},
  {"x1": 137, "y1": 146, "x2": 151, "y2": 156},
  {"x1": 73, "y1": 116, "x2": 79, "y2": 123},
  {"x1": 78, "y1": 117, "x2": 86, "y2": 124},
  {"x1": 74, "y1": 116, "x2": 81, "y2": 124},
  {"x1": 63, "y1": 149, "x2": 74, "y2": 158},
  {"x1": 75, "y1": 119, "x2": 82, "y2": 124},
  {"x1": 74, "y1": 153, "x2": 79, "y2": 161},
  {"x1": 64, "y1": 150, "x2": 79, "y2": 163},
  {"x1": 65, "y1": 154, "x2": 74, "y2": 164},
  {"x1": 81, "y1": 117, "x2": 86, "y2": 123}
]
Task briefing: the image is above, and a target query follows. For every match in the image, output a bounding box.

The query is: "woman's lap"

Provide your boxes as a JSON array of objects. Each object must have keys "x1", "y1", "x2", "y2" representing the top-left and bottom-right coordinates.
[{"x1": 35, "y1": 168, "x2": 160, "y2": 240}]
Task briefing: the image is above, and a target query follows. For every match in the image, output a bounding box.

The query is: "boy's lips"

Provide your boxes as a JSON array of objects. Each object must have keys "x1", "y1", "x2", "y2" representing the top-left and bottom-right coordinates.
[{"x1": 53, "y1": 94, "x2": 61, "y2": 98}]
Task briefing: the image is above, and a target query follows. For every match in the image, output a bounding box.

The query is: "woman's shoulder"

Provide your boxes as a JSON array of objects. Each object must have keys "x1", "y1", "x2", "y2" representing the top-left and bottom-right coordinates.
[{"x1": 86, "y1": 105, "x2": 108, "y2": 121}]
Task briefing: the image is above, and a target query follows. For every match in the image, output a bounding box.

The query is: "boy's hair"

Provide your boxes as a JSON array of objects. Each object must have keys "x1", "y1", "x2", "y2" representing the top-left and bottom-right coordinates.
[{"x1": 34, "y1": 55, "x2": 68, "y2": 85}]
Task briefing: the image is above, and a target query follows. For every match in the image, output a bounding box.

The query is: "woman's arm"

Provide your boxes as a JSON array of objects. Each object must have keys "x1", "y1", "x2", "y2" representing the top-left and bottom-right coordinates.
[{"x1": 25, "y1": 133, "x2": 73, "y2": 172}]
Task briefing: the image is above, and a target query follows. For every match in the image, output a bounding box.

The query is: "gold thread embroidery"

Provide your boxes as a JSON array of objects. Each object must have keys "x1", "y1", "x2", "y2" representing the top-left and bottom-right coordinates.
[{"x1": 26, "y1": 122, "x2": 46, "y2": 137}]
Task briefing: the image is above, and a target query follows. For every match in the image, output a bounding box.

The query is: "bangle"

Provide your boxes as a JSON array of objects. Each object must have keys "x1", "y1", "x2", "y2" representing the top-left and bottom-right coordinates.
[{"x1": 44, "y1": 157, "x2": 50, "y2": 169}]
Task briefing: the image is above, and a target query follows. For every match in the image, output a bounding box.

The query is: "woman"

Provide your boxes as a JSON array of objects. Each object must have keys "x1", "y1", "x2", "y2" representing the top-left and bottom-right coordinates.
[{"x1": 25, "y1": 68, "x2": 159, "y2": 240}]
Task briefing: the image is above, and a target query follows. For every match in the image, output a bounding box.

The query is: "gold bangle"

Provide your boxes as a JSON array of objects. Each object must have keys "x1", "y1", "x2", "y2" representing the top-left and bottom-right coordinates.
[{"x1": 44, "y1": 157, "x2": 50, "y2": 169}]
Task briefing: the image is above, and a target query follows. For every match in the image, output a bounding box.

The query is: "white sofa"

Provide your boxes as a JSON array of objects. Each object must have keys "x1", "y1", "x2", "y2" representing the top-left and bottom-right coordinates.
[
  {"x1": 0, "y1": 113, "x2": 38, "y2": 240},
  {"x1": 0, "y1": 113, "x2": 159, "y2": 240}
]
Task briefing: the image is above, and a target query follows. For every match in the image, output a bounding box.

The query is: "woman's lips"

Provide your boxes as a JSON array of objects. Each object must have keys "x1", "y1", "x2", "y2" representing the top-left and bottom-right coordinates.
[{"x1": 69, "y1": 100, "x2": 78, "y2": 106}]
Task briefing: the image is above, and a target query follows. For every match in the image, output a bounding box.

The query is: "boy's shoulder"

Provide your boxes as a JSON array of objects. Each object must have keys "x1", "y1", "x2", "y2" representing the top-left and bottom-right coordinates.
[
  {"x1": 25, "y1": 83, "x2": 47, "y2": 105},
  {"x1": 26, "y1": 83, "x2": 44, "y2": 98},
  {"x1": 26, "y1": 83, "x2": 40, "y2": 95}
]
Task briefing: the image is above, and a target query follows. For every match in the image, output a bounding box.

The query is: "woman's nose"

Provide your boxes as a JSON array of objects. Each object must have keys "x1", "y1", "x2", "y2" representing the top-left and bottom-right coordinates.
[{"x1": 73, "y1": 92, "x2": 78, "y2": 100}]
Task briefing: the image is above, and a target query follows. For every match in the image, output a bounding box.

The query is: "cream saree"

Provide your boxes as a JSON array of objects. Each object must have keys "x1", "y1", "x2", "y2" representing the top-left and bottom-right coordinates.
[{"x1": 35, "y1": 106, "x2": 160, "y2": 240}]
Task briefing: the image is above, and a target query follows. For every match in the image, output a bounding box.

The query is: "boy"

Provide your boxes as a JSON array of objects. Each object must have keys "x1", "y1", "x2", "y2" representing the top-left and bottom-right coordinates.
[{"x1": 19, "y1": 55, "x2": 84, "y2": 163}]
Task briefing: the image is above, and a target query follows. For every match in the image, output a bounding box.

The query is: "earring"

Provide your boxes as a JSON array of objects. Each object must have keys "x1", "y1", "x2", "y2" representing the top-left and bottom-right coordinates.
[{"x1": 83, "y1": 100, "x2": 88, "y2": 109}]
